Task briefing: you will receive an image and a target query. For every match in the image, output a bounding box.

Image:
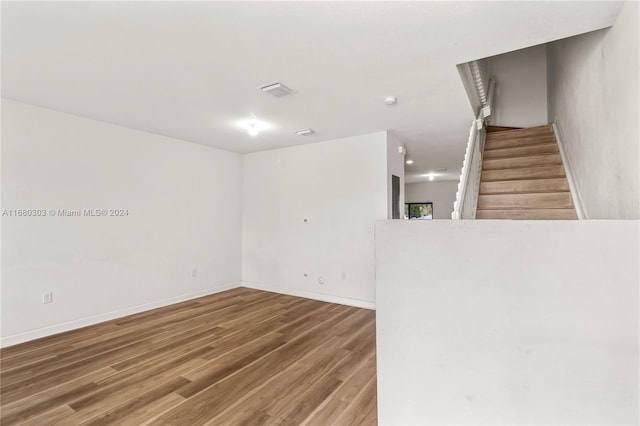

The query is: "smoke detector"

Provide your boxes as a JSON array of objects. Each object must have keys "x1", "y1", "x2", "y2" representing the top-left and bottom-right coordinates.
[
  {"x1": 384, "y1": 96, "x2": 398, "y2": 105},
  {"x1": 260, "y1": 82, "x2": 292, "y2": 97}
]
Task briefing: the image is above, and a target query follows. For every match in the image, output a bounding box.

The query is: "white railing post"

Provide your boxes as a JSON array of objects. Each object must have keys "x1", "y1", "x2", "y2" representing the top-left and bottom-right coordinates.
[
  {"x1": 452, "y1": 78, "x2": 495, "y2": 220},
  {"x1": 452, "y1": 120, "x2": 478, "y2": 219}
]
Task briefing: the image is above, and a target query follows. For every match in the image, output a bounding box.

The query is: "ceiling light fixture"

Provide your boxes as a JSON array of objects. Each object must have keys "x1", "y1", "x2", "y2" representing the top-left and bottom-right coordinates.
[
  {"x1": 422, "y1": 172, "x2": 440, "y2": 181},
  {"x1": 237, "y1": 118, "x2": 270, "y2": 137},
  {"x1": 296, "y1": 128, "x2": 314, "y2": 136},
  {"x1": 406, "y1": 159, "x2": 414, "y2": 165}
]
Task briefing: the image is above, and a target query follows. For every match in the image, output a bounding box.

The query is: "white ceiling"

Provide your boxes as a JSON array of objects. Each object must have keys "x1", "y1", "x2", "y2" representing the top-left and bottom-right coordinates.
[{"x1": 1, "y1": 1, "x2": 622, "y2": 183}]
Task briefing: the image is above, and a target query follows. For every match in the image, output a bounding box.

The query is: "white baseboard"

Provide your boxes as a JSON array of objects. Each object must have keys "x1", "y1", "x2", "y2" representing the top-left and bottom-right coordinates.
[
  {"x1": 553, "y1": 122, "x2": 587, "y2": 219},
  {"x1": 0, "y1": 282, "x2": 241, "y2": 348},
  {"x1": 241, "y1": 281, "x2": 376, "y2": 310}
]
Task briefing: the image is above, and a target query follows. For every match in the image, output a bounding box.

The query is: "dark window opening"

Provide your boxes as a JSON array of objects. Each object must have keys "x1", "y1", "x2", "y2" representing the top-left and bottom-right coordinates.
[
  {"x1": 405, "y1": 202, "x2": 433, "y2": 220},
  {"x1": 392, "y1": 175, "x2": 401, "y2": 219}
]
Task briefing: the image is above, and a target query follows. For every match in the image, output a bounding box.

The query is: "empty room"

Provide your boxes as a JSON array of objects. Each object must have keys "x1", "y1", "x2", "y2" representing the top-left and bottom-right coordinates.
[{"x1": 1, "y1": 1, "x2": 638, "y2": 425}]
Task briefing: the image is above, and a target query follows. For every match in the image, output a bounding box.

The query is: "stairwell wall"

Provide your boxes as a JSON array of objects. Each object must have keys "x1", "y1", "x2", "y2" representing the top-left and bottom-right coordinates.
[
  {"x1": 547, "y1": 0, "x2": 639, "y2": 219},
  {"x1": 486, "y1": 44, "x2": 549, "y2": 128}
]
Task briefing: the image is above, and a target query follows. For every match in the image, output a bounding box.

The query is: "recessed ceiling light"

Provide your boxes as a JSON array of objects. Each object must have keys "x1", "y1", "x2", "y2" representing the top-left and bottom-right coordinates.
[
  {"x1": 422, "y1": 172, "x2": 440, "y2": 181},
  {"x1": 237, "y1": 118, "x2": 270, "y2": 137},
  {"x1": 296, "y1": 128, "x2": 314, "y2": 136},
  {"x1": 384, "y1": 96, "x2": 398, "y2": 105},
  {"x1": 406, "y1": 159, "x2": 414, "y2": 165},
  {"x1": 260, "y1": 82, "x2": 292, "y2": 97}
]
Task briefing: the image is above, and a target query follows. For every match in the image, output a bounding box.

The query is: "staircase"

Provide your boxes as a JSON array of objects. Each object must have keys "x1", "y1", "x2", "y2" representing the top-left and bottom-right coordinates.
[{"x1": 476, "y1": 125, "x2": 577, "y2": 219}]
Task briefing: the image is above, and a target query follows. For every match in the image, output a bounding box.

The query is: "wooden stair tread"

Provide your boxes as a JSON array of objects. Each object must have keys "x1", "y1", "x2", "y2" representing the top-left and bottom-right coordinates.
[
  {"x1": 480, "y1": 178, "x2": 570, "y2": 195},
  {"x1": 481, "y1": 165, "x2": 566, "y2": 182},
  {"x1": 483, "y1": 153, "x2": 563, "y2": 170},
  {"x1": 482, "y1": 143, "x2": 558, "y2": 159},
  {"x1": 487, "y1": 125, "x2": 522, "y2": 133},
  {"x1": 485, "y1": 125, "x2": 553, "y2": 141},
  {"x1": 478, "y1": 192, "x2": 573, "y2": 209},
  {"x1": 476, "y1": 209, "x2": 578, "y2": 220},
  {"x1": 484, "y1": 135, "x2": 557, "y2": 150}
]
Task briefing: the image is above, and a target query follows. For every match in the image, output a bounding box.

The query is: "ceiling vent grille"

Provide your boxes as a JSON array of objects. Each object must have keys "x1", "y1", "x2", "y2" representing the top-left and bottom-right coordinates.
[
  {"x1": 260, "y1": 82, "x2": 292, "y2": 97},
  {"x1": 296, "y1": 128, "x2": 314, "y2": 136}
]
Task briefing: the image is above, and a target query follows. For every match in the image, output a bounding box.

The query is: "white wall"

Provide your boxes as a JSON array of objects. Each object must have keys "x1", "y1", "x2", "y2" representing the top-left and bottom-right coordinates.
[
  {"x1": 488, "y1": 44, "x2": 548, "y2": 127},
  {"x1": 387, "y1": 133, "x2": 405, "y2": 219},
  {"x1": 242, "y1": 132, "x2": 388, "y2": 308},
  {"x1": 547, "y1": 1, "x2": 639, "y2": 219},
  {"x1": 376, "y1": 220, "x2": 639, "y2": 425},
  {"x1": 1, "y1": 99, "x2": 243, "y2": 346},
  {"x1": 405, "y1": 180, "x2": 458, "y2": 219}
]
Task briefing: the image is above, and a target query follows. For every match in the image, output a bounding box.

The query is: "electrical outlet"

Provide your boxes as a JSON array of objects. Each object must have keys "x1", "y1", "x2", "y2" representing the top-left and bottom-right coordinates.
[
  {"x1": 43, "y1": 292, "x2": 53, "y2": 304},
  {"x1": 318, "y1": 276, "x2": 325, "y2": 285}
]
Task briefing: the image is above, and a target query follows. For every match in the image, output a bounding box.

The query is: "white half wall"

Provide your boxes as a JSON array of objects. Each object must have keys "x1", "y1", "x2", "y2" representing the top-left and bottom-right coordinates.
[
  {"x1": 1, "y1": 99, "x2": 243, "y2": 346},
  {"x1": 488, "y1": 44, "x2": 548, "y2": 128},
  {"x1": 376, "y1": 220, "x2": 639, "y2": 425},
  {"x1": 547, "y1": 1, "x2": 639, "y2": 219},
  {"x1": 405, "y1": 180, "x2": 458, "y2": 219},
  {"x1": 242, "y1": 132, "x2": 388, "y2": 308}
]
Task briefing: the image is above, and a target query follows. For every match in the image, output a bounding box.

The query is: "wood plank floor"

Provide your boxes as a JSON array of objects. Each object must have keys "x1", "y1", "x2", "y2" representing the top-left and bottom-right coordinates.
[{"x1": 0, "y1": 288, "x2": 377, "y2": 425}]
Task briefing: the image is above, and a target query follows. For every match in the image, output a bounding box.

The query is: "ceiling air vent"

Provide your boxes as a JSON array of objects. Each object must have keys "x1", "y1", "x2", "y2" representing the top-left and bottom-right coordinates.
[
  {"x1": 260, "y1": 82, "x2": 292, "y2": 97},
  {"x1": 296, "y1": 128, "x2": 314, "y2": 136}
]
